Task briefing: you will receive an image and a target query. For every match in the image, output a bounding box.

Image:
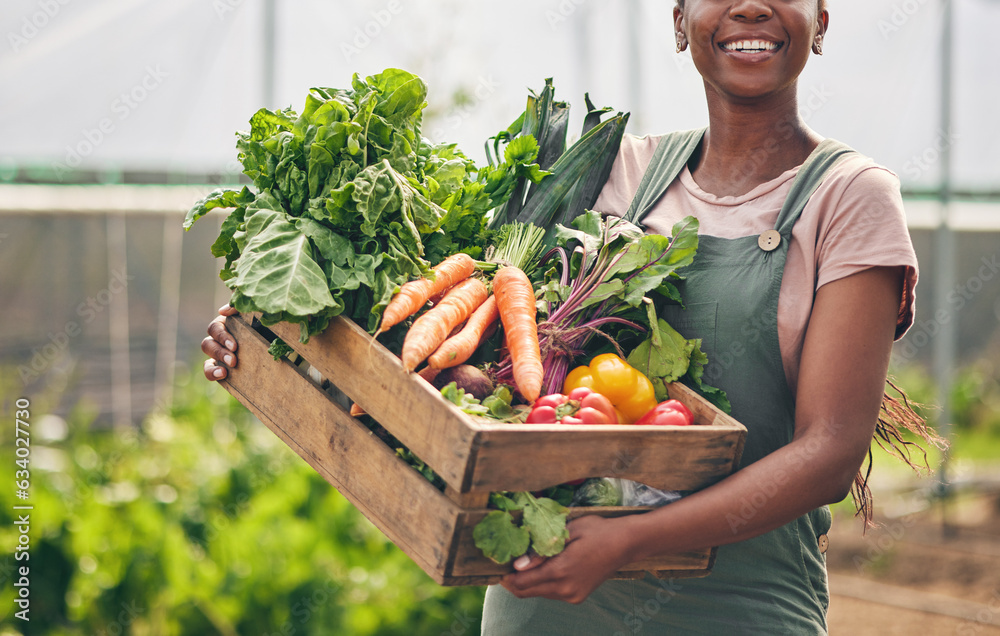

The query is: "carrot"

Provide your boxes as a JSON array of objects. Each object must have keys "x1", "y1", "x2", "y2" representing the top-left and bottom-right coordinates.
[
  {"x1": 428, "y1": 295, "x2": 499, "y2": 370},
  {"x1": 376, "y1": 252, "x2": 476, "y2": 335},
  {"x1": 492, "y1": 266, "x2": 542, "y2": 402},
  {"x1": 401, "y1": 278, "x2": 489, "y2": 371}
]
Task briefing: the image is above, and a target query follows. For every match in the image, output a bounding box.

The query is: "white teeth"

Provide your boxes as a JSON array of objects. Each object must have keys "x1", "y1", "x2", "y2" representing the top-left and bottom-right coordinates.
[{"x1": 723, "y1": 39, "x2": 779, "y2": 52}]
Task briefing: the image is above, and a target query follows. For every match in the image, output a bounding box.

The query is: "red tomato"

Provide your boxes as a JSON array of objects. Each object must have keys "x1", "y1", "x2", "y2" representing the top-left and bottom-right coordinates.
[
  {"x1": 634, "y1": 400, "x2": 694, "y2": 426},
  {"x1": 661, "y1": 399, "x2": 694, "y2": 425},
  {"x1": 535, "y1": 393, "x2": 570, "y2": 409},
  {"x1": 526, "y1": 405, "x2": 558, "y2": 424}
]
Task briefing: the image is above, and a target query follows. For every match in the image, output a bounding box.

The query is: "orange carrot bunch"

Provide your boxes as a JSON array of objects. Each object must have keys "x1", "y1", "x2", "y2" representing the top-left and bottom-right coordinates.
[
  {"x1": 401, "y1": 278, "x2": 489, "y2": 371},
  {"x1": 375, "y1": 222, "x2": 547, "y2": 404},
  {"x1": 376, "y1": 253, "x2": 476, "y2": 336},
  {"x1": 428, "y1": 295, "x2": 500, "y2": 370}
]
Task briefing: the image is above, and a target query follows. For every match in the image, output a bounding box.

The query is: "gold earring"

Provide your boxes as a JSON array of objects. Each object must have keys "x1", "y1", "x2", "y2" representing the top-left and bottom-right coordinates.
[
  {"x1": 676, "y1": 32, "x2": 687, "y2": 53},
  {"x1": 813, "y1": 39, "x2": 823, "y2": 55}
]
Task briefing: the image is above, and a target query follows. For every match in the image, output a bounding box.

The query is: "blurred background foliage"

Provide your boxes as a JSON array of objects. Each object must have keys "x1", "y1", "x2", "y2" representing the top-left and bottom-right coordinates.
[
  {"x1": 1, "y1": 353, "x2": 999, "y2": 633},
  {"x1": 0, "y1": 368, "x2": 485, "y2": 635}
]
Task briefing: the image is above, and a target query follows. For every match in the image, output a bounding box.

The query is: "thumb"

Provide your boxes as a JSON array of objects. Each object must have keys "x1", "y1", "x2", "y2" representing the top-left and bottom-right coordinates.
[{"x1": 513, "y1": 553, "x2": 547, "y2": 572}]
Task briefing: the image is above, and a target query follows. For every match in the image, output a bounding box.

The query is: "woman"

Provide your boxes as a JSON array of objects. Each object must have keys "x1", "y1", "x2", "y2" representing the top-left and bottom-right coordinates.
[{"x1": 203, "y1": 0, "x2": 932, "y2": 632}]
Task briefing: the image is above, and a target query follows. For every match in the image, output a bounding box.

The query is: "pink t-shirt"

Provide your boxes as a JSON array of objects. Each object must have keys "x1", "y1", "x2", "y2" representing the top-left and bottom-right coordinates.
[{"x1": 592, "y1": 133, "x2": 919, "y2": 391}]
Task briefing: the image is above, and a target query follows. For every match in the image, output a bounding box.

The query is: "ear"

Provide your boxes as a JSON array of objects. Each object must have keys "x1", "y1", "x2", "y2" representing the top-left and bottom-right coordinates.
[
  {"x1": 673, "y1": 4, "x2": 687, "y2": 52},
  {"x1": 813, "y1": 9, "x2": 829, "y2": 54}
]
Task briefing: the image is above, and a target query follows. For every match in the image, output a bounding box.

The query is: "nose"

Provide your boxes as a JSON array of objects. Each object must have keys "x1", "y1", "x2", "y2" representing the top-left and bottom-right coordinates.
[{"x1": 728, "y1": 0, "x2": 773, "y2": 22}]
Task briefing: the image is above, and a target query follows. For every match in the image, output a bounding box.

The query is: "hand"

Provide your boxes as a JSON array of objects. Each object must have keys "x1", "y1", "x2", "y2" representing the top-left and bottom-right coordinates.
[
  {"x1": 499, "y1": 515, "x2": 632, "y2": 604},
  {"x1": 202, "y1": 304, "x2": 240, "y2": 381}
]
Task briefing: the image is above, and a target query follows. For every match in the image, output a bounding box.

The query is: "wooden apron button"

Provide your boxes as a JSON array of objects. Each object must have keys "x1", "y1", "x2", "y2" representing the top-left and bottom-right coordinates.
[
  {"x1": 817, "y1": 533, "x2": 829, "y2": 554},
  {"x1": 758, "y1": 229, "x2": 782, "y2": 251}
]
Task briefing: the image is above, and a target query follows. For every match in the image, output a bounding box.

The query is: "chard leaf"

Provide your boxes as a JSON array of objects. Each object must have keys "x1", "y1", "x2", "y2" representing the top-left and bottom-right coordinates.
[
  {"x1": 490, "y1": 492, "x2": 524, "y2": 512},
  {"x1": 684, "y1": 339, "x2": 731, "y2": 413},
  {"x1": 249, "y1": 107, "x2": 295, "y2": 141},
  {"x1": 553, "y1": 209, "x2": 605, "y2": 256},
  {"x1": 211, "y1": 205, "x2": 246, "y2": 259},
  {"x1": 482, "y1": 385, "x2": 516, "y2": 420},
  {"x1": 579, "y1": 279, "x2": 625, "y2": 309},
  {"x1": 267, "y1": 338, "x2": 294, "y2": 361},
  {"x1": 518, "y1": 493, "x2": 570, "y2": 557},
  {"x1": 370, "y1": 68, "x2": 427, "y2": 124},
  {"x1": 425, "y1": 158, "x2": 469, "y2": 203},
  {"x1": 627, "y1": 318, "x2": 694, "y2": 401},
  {"x1": 184, "y1": 186, "x2": 255, "y2": 229},
  {"x1": 473, "y1": 511, "x2": 530, "y2": 564},
  {"x1": 539, "y1": 278, "x2": 571, "y2": 304},
  {"x1": 294, "y1": 217, "x2": 352, "y2": 264},
  {"x1": 353, "y1": 161, "x2": 401, "y2": 237},
  {"x1": 233, "y1": 218, "x2": 335, "y2": 316},
  {"x1": 398, "y1": 175, "x2": 445, "y2": 235},
  {"x1": 440, "y1": 382, "x2": 489, "y2": 416},
  {"x1": 661, "y1": 217, "x2": 700, "y2": 270}
]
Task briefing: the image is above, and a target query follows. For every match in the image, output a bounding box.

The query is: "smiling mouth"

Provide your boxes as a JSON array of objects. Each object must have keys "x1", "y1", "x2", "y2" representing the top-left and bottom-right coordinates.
[{"x1": 720, "y1": 40, "x2": 783, "y2": 53}]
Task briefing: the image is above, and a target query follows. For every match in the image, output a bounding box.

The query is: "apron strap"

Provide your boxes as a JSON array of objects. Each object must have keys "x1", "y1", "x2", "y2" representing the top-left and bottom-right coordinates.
[
  {"x1": 625, "y1": 131, "x2": 858, "y2": 235},
  {"x1": 625, "y1": 128, "x2": 706, "y2": 227},
  {"x1": 774, "y1": 138, "x2": 857, "y2": 236}
]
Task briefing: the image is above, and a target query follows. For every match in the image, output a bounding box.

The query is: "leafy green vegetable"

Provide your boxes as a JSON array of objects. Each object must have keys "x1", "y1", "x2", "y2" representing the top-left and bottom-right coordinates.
[
  {"x1": 267, "y1": 337, "x2": 294, "y2": 360},
  {"x1": 440, "y1": 382, "x2": 490, "y2": 416},
  {"x1": 571, "y1": 478, "x2": 624, "y2": 507},
  {"x1": 486, "y1": 79, "x2": 628, "y2": 231},
  {"x1": 472, "y1": 492, "x2": 569, "y2": 563},
  {"x1": 395, "y1": 448, "x2": 446, "y2": 490},
  {"x1": 472, "y1": 511, "x2": 530, "y2": 564},
  {"x1": 481, "y1": 385, "x2": 517, "y2": 420},
  {"x1": 627, "y1": 319, "x2": 731, "y2": 413},
  {"x1": 627, "y1": 318, "x2": 694, "y2": 397},
  {"x1": 520, "y1": 493, "x2": 570, "y2": 557},
  {"x1": 684, "y1": 340, "x2": 732, "y2": 413},
  {"x1": 185, "y1": 68, "x2": 545, "y2": 342},
  {"x1": 495, "y1": 212, "x2": 701, "y2": 396}
]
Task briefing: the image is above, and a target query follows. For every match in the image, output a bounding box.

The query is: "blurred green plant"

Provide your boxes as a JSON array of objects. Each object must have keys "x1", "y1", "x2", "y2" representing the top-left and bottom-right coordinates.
[
  {"x1": 830, "y1": 359, "x2": 1000, "y2": 522},
  {"x1": 0, "y1": 369, "x2": 484, "y2": 635},
  {"x1": 889, "y1": 359, "x2": 1000, "y2": 464}
]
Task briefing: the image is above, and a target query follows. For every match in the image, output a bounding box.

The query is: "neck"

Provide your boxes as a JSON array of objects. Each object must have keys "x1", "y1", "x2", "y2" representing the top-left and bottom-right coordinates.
[{"x1": 692, "y1": 83, "x2": 822, "y2": 197}]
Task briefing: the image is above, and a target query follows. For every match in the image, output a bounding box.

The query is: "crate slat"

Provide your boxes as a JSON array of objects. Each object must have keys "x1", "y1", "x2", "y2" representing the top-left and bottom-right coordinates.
[
  {"x1": 220, "y1": 316, "x2": 457, "y2": 580},
  {"x1": 262, "y1": 314, "x2": 479, "y2": 491},
  {"x1": 259, "y1": 314, "x2": 745, "y2": 495}
]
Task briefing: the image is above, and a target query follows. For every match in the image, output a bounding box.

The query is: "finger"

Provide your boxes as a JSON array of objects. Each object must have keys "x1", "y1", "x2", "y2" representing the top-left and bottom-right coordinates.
[
  {"x1": 218, "y1": 303, "x2": 239, "y2": 317},
  {"x1": 207, "y1": 316, "x2": 238, "y2": 352},
  {"x1": 512, "y1": 553, "x2": 547, "y2": 572},
  {"x1": 204, "y1": 358, "x2": 227, "y2": 381},
  {"x1": 503, "y1": 556, "x2": 562, "y2": 592},
  {"x1": 201, "y1": 336, "x2": 237, "y2": 369}
]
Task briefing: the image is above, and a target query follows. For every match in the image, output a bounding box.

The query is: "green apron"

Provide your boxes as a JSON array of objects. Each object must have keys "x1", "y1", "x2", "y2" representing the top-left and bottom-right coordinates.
[{"x1": 482, "y1": 129, "x2": 858, "y2": 635}]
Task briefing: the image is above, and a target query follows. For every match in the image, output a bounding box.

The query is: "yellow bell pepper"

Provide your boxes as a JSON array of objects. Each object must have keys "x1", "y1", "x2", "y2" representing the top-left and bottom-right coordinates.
[{"x1": 563, "y1": 353, "x2": 658, "y2": 424}]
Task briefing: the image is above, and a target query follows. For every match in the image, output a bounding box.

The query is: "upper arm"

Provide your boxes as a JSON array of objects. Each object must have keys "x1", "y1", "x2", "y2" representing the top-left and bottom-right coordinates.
[{"x1": 791, "y1": 265, "x2": 905, "y2": 492}]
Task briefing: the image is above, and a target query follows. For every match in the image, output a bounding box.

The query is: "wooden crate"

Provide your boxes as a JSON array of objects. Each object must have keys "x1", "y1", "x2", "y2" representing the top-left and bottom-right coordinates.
[{"x1": 219, "y1": 313, "x2": 746, "y2": 586}]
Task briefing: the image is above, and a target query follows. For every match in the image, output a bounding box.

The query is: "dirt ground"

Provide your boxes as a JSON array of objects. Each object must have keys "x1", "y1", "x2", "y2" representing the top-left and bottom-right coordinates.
[{"x1": 825, "y1": 488, "x2": 1000, "y2": 635}]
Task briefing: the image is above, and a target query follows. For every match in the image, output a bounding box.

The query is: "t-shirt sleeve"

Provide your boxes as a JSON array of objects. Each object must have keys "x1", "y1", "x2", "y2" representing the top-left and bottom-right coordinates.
[
  {"x1": 814, "y1": 165, "x2": 918, "y2": 340},
  {"x1": 592, "y1": 134, "x2": 661, "y2": 218}
]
